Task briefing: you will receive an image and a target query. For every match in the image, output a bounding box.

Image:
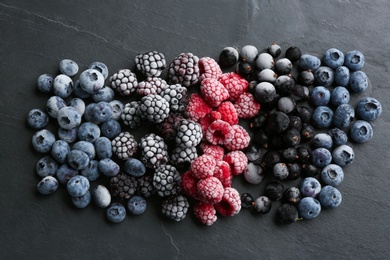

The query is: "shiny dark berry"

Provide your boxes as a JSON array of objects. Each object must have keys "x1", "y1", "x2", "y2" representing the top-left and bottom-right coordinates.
[
  {"x1": 253, "y1": 196, "x2": 272, "y2": 214},
  {"x1": 236, "y1": 62, "x2": 253, "y2": 77},
  {"x1": 252, "y1": 129, "x2": 270, "y2": 148},
  {"x1": 287, "y1": 163, "x2": 302, "y2": 180},
  {"x1": 276, "y1": 203, "x2": 299, "y2": 224},
  {"x1": 298, "y1": 70, "x2": 314, "y2": 86},
  {"x1": 244, "y1": 143, "x2": 262, "y2": 162},
  {"x1": 275, "y1": 75, "x2": 295, "y2": 96},
  {"x1": 270, "y1": 134, "x2": 285, "y2": 149},
  {"x1": 300, "y1": 123, "x2": 315, "y2": 141},
  {"x1": 283, "y1": 187, "x2": 301, "y2": 204},
  {"x1": 281, "y1": 147, "x2": 298, "y2": 162},
  {"x1": 248, "y1": 80, "x2": 259, "y2": 95},
  {"x1": 296, "y1": 146, "x2": 311, "y2": 163},
  {"x1": 265, "y1": 181, "x2": 285, "y2": 201},
  {"x1": 285, "y1": 46, "x2": 302, "y2": 62},
  {"x1": 241, "y1": 193, "x2": 254, "y2": 209},
  {"x1": 266, "y1": 111, "x2": 290, "y2": 134},
  {"x1": 249, "y1": 113, "x2": 268, "y2": 130},
  {"x1": 288, "y1": 116, "x2": 302, "y2": 131},
  {"x1": 282, "y1": 128, "x2": 301, "y2": 146},
  {"x1": 301, "y1": 164, "x2": 319, "y2": 177},
  {"x1": 262, "y1": 150, "x2": 281, "y2": 168},
  {"x1": 219, "y1": 47, "x2": 239, "y2": 67},
  {"x1": 295, "y1": 106, "x2": 312, "y2": 122}
]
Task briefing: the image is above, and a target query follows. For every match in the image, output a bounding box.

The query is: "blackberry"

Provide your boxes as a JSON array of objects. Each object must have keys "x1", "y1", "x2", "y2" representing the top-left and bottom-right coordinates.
[
  {"x1": 137, "y1": 94, "x2": 170, "y2": 124},
  {"x1": 139, "y1": 133, "x2": 169, "y2": 168},
  {"x1": 110, "y1": 172, "x2": 138, "y2": 200},
  {"x1": 153, "y1": 164, "x2": 182, "y2": 197},
  {"x1": 110, "y1": 69, "x2": 138, "y2": 96},
  {"x1": 158, "y1": 84, "x2": 188, "y2": 112},
  {"x1": 121, "y1": 101, "x2": 142, "y2": 129},
  {"x1": 137, "y1": 173, "x2": 155, "y2": 197},
  {"x1": 157, "y1": 113, "x2": 184, "y2": 140},
  {"x1": 167, "y1": 52, "x2": 200, "y2": 87},
  {"x1": 161, "y1": 194, "x2": 190, "y2": 222},
  {"x1": 135, "y1": 51, "x2": 166, "y2": 77},
  {"x1": 170, "y1": 145, "x2": 198, "y2": 168},
  {"x1": 175, "y1": 118, "x2": 203, "y2": 148},
  {"x1": 137, "y1": 77, "x2": 167, "y2": 97},
  {"x1": 112, "y1": 132, "x2": 138, "y2": 160}
]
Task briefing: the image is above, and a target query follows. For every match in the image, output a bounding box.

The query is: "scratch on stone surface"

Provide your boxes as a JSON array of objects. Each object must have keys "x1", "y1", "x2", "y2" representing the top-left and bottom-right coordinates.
[
  {"x1": 160, "y1": 222, "x2": 180, "y2": 260},
  {"x1": 0, "y1": 2, "x2": 108, "y2": 43}
]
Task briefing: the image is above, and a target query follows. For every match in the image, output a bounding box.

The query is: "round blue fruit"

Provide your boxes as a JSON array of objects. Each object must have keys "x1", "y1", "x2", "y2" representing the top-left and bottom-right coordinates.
[
  {"x1": 91, "y1": 185, "x2": 111, "y2": 208},
  {"x1": 71, "y1": 191, "x2": 91, "y2": 209},
  {"x1": 331, "y1": 86, "x2": 350, "y2": 106},
  {"x1": 332, "y1": 145, "x2": 354, "y2": 167},
  {"x1": 32, "y1": 129, "x2": 56, "y2": 153},
  {"x1": 77, "y1": 122, "x2": 101, "y2": 143},
  {"x1": 94, "y1": 137, "x2": 112, "y2": 159},
  {"x1": 314, "y1": 66, "x2": 334, "y2": 87},
  {"x1": 320, "y1": 164, "x2": 344, "y2": 187},
  {"x1": 73, "y1": 80, "x2": 91, "y2": 99},
  {"x1": 356, "y1": 97, "x2": 382, "y2": 121},
  {"x1": 127, "y1": 195, "x2": 147, "y2": 215},
  {"x1": 72, "y1": 141, "x2": 96, "y2": 160},
  {"x1": 109, "y1": 100, "x2": 124, "y2": 121},
  {"x1": 311, "y1": 148, "x2": 332, "y2": 168},
  {"x1": 59, "y1": 59, "x2": 79, "y2": 77},
  {"x1": 79, "y1": 69, "x2": 105, "y2": 94},
  {"x1": 56, "y1": 163, "x2": 78, "y2": 184},
  {"x1": 298, "y1": 197, "x2": 321, "y2": 219},
  {"x1": 90, "y1": 101, "x2": 113, "y2": 124},
  {"x1": 349, "y1": 71, "x2": 368, "y2": 93},
  {"x1": 57, "y1": 106, "x2": 82, "y2": 130},
  {"x1": 100, "y1": 119, "x2": 121, "y2": 139},
  {"x1": 344, "y1": 50, "x2": 365, "y2": 71},
  {"x1": 124, "y1": 158, "x2": 146, "y2": 177},
  {"x1": 37, "y1": 74, "x2": 54, "y2": 93},
  {"x1": 323, "y1": 48, "x2": 344, "y2": 69},
  {"x1": 106, "y1": 203, "x2": 126, "y2": 223},
  {"x1": 36, "y1": 155, "x2": 58, "y2": 178},
  {"x1": 312, "y1": 106, "x2": 334, "y2": 128},
  {"x1": 46, "y1": 96, "x2": 66, "y2": 118},
  {"x1": 328, "y1": 128, "x2": 348, "y2": 145},
  {"x1": 310, "y1": 86, "x2": 331, "y2": 106},
  {"x1": 92, "y1": 86, "x2": 115, "y2": 102},
  {"x1": 80, "y1": 160, "x2": 101, "y2": 181},
  {"x1": 88, "y1": 61, "x2": 109, "y2": 79},
  {"x1": 318, "y1": 186, "x2": 342, "y2": 208},
  {"x1": 58, "y1": 127, "x2": 78, "y2": 143},
  {"x1": 37, "y1": 176, "x2": 59, "y2": 195},
  {"x1": 333, "y1": 104, "x2": 355, "y2": 129},
  {"x1": 312, "y1": 133, "x2": 333, "y2": 149},
  {"x1": 67, "y1": 175, "x2": 90, "y2": 197},
  {"x1": 299, "y1": 54, "x2": 321, "y2": 71},
  {"x1": 51, "y1": 140, "x2": 71, "y2": 164},
  {"x1": 98, "y1": 158, "x2": 120, "y2": 177},
  {"x1": 349, "y1": 120, "x2": 373, "y2": 143},
  {"x1": 27, "y1": 108, "x2": 49, "y2": 129},
  {"x1": 69, "y1": 98, "x2": 86, "y2": 116},
  {"x1": 53, "y1": 74, "x2": 73, "y2": 98},
  {"x1": 299, "y1": 177, "x2": 322, "y2": 198},
  {"x1": 334, "y1": 66, "x2": 350, "y2": 86},
  {"x1": 67, "y1": 150, "x2": 90, "y2": 170}
]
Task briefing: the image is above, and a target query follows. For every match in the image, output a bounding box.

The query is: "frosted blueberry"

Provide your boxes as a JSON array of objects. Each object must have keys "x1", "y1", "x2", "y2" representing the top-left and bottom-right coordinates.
[
  {"x1": 318, "y1": 186, "x2": 342, "y2": 208},
  {"x1": 299, "y1": 54, "x2": 321, "y2": 71},
  {"x1": 298, "y1": 197, "x2": 321, "y2": 219},
  {"x1": 312, "y1": 133, "x2": 333, "y2": 149},
  {"x1": 67, "y1": 150, "x2": 90, "y2": 170},
  {"x1": 333, "y1": 104, "x2": 355, "y2": 129},
  {"x1": 27, "y1": 108, "x2": 49, "y2": 129},
  {"x1": 88, "y1": 61, "x2": 109, "y2": 79},
  {"x1": 72, "y1": 141, "x2": 96, "y2": 159},
  {"x1": 323, "y1": 48, "x2": 344, "y2": 69},
  {"x1": 106, "y1": 203, "x2": 126, "y2": 223},
  {"x1": 79, "y1": 69, "x2": 105, "y2": 94},
  {"x1": 334, "y1": 66, "x2": 350, "y2": 87},
  {"x1": 311, "y1": 148, "x2": 332, "y2": 168},
  {"x1": 312, "y1": 106, "x2": 334, "y2": 128},
  {"x1": 314, "y1": 66, "x2": 334, "y2": 87},
  {"x1": 90, "y1": 101, "x2": 113, "y2": 124},
  {"x1": 344, "y1": 50, "x2": 365, "y2": 71},
  {"x1": 92, "y1": 185, "x2": 111, "y2": 208},
  {"x1": 56, "y1": 163, "x2": 78, "y2": 184},
  {"x1": 77, "y1": 122, "x2": 101, "y2": 143},
  {"x1": 356, "y1": 97, "x2": 382, "y2": 121},
  {"x1": 310, "y1": 86, "x2": 331, "y2": 107},
  {"x1": 127, "y1": 195, "x2": 147, "y2": 215},
  {"x1": 32, "y1": 129, "x2": 56, "y2": 153},
  {"x1": 320, "y1": 164, "x2": 344, "y2": 187},
  {"x1": 124, "y1": 158, "x2": 146, "y2": 177},
  {"x1": 57, "y1": 106, "x2": 82, "y2": 130},
  {"x1": 331, "y1": 86, "x2": 350, "y2": 106},
  {"x1": 67, "y1": 175, "x2": 90, "y2": 197},
  {"x1": 332, "y1": 144, "x2": 354, "y2": 167},
  {"x1": 299, "y1": 177, "x2": 321, "y2": 198},
  {"x1": 109, "y1": 100, "x2": 124, "y2": 120},
  {"x1": 69, "y1": 98, "x2": 86, "y2": 116},
  {"x1": 80, "y1": 160, "x2": 100, "y2": 181},
  {"x1": 59, "y1": 59, "x2": 79, "y2": 77},
  {"x1": 37, "y1": 176, "x2": 59, "y2": 195},
  {"x1": 50, "y1": 140, "x2": 71, "y2": 164},
  {"x1": 73, "y1": 80, "x2": 91, "y2": 99},
  {"x1": 100, "y1": 119, "x2": 121, "y2": 139},
  {"x1": 71, "y1": 191, "x2": 91, "y2": 208},
  {"x1": 349, "y1": 120, "x2": 373, "y2": 143},
  {"x1": 98, "y1": 158, "x2": 120, "y2": 177},
  {"x1": 46, "y1": 96, "x2": 66, "y2": 118},
  {"x1": 349, "y1": 71, "x2": 368, "y2": 93},
  {"x1": 37, "y1": 74, "x2": 54, "y2": 93},
  {"x1": 36, "y1": 155, "x2": 58, "y2": 178},
  {"x1": 94, "y1": 137, "x2": 112, "y2": 159},
  {"x1": 53, "y1": 74, "x2": 73, "y2": 98},
  {"x1": 92, "y1": 86, "x2": 115, "y2": 102}
]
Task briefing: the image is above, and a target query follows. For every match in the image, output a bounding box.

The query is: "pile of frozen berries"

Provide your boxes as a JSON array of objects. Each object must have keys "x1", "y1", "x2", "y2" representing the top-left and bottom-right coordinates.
[{"x1": 28, "y1": 43, "x2": 383, "y2": 225}]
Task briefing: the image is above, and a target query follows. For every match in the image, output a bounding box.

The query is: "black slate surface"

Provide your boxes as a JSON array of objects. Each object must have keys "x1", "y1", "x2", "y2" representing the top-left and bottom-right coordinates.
[{"x1": 1, "y1": 0, "x2": 390, "y2": 259}]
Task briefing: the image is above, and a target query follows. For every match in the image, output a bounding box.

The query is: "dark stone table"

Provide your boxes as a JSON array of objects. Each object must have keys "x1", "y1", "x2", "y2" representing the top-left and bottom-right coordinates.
[{"x1": 1, "y1": 0, "x2": 389, "y2": 259}]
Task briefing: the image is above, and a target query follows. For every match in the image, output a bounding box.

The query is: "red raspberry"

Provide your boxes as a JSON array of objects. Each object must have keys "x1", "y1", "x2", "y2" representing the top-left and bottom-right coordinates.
[
  {"x1": 200, "y1": 142, "x2": 225, "y2": 161},
  {"x1": 209, "y1": 111, "x2": 222, "y2": 121},
  {"x1": 191, "y1": 154, "x2": 217, "y2": 179},
  {"x1": 216, "y1": 101, "x2": 239, "y2": 125},
  {"x1": 224, "y1": 150, "x2": 248, "y2": 176},
  {"x1": 214, "y1": 187, "x2": 241, "y2": 216},
  {"x1": 197, "y1": 176, "x2": 224, "y2": 204},
  {"x1": 234, "y1": 92, "x2": 261, "y2": 118},
  {"x1": 199, "y1": 57, "x2": 223, "y2": 82},
  {"x1": 224, "y1": 125, "x2": 250, "y2": 151},
  {"x1": 213, "y1": 160, "x2": 232, "y2": 188},
  {"x1": 197, "y1": 114, "x2": 213, "y2": 137},
  {"x1": 218, "y1": 72, "x2": 248, "y2": 102},
  {"x1": 181, "y1": 170, "x2": 198, "y2": 199},
  {"x1": 200, "y1": 78, "x2": 230, "y2": 107},
  {"x1": 193, "y1": 202, "x2": 217, "y2": 226},
  {"x1": 205, "y1": 119, "x2": 234, "y2": 146},
  {"x1": 185, "y1": 93, "x2": 212, "y2": 122}
]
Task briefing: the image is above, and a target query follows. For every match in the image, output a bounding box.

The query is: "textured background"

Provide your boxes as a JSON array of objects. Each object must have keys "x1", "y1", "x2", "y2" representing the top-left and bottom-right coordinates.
[{"x1": 1, "y1": 0, "x2": 390, "y2": 259}]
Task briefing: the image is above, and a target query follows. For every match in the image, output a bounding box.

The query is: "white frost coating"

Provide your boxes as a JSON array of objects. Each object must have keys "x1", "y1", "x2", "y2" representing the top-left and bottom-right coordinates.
[{"x1": 92, "y1": 185, "x2": 111, "y2": 208}]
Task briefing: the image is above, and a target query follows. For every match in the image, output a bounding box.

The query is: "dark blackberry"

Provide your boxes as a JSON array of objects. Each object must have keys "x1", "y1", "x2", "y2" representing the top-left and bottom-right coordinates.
[
  {"x1": 167, "y1": 52, "x2": 200, "y2": 87},
  {"x1": 161, "y1": 194, "x2": 189, "y2": 222},
  {"x1": 111, "y1": 132, "x2": 138, "y2": 160},
  {"x1": 137, "y1": 173, "x2": 155, "y2": 197},
  {"x1": 170, "y1": 145, "x2": 198, "y2": 168},
  {"x1": 135, "y1": 51, "x2": 166, "y2": 77},
  {"x1": 121, "y1": 101, "x2": 142, "y2": 129},
  {"x1": 157, "y1": 113, "x2": 184, "y2": 140},
  {"x1": 137, "y1": 94, "x2": 170, "y2": 124},
  {"x1": 110, "y1": 172, "x2": 138, "y2": 200},
  {"x1": 175, "y1": 118, "x2": 203, "y2": 148},
  {"x1": 139, "y1": 133, "x2": 169, "y2": 168},
  {"x1": 137, "y1": 77, "x2": 167, "y2": 97},
  {"x1": 153, "y1": 164, "x2": 182, "y2": 197},
  {"x1": 110, "y1": 69, "x2": 138, "y2": 96},
  {"x1": 158, "y1": 84, "x2": 188, "y2": 112}
]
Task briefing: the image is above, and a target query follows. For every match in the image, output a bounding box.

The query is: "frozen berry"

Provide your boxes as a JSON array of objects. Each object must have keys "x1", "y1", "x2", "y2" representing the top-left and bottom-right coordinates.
[
  {"x1": 191, "y1": 154, "x2": 217, "y2": 179},
  {"x1": 185, "y1": 93, "x2": 213, "y2": 122},
  {"x1": 137, "y1": 94, "x2": 170, "y2": 124},
  {"x1": 219, "y1": 47, "x2": 239, "y2": 68},
  {"x1": 161, "y1": 194, "x2": 190, "y2": 222},
  {"x1": 234, "y1": 92, "x2": 261, "y2": 119},
  {"x1": 224, "y1": 125, "x2": 250, "y2": 151},
  {"x1": 197, "y1": 176, "x2": 224, "y2": 204},
  {"x1": 200, "y1": 142, "x2": 225, "y2": 161},
  {"x1": 193, "y1": 202, "x2": 217, "y2": 226},
  {"x1": 276, "y1": 203, "x2": 299, "y2": 224},
  {"x1": 153, "y1": 164, "x2": 182, "y2": 197},
  {"x1": 167, "y1": 52, "x2": 200, "y2": 87},
  {"x1": 265, "y1": 181, "x2": 285, "y2": 201},
  {"x1": 135, "y1": 51, "x2": 166, "y2": 77},
  {"x1": 127, "y1": 195, "x2": 147, "y2": 215},
  {"x1": 111, "y1": 132, "x2": 138, "y2": 160},
  {"x1": 181, "y1": 170, "x2": 198, "y2": 199},
  {"x1": 110, "y1": 172, "x2": 138, "y2": 200},
  {"x1": 219, "y1": 72, "x2": 248, "y2": 102},
  {"x1": 175, "y1": 119, "x2": 203, "y2": 148},
  {"x1": 199, "y1": 57, "x2": 223, "y2": 81},
  {"x1": 223, "y1": 150, "x2": 248, "y2": 176},
  {"x1": 159, "y1": 83, "x2": 188, "y2": 113},
  {"x1": 137, "y1": 77, "x2": 167, "y2": 97},
  {"x1": 200, "y1": 77, "x2": 230, "y2": 107},
  {"x1": 216, "y1": 101, "x2": 239, "y2": 125},
  {"x1": 213, "y1": 160, "x2": 232, "y2": 188},
  {"x1": 241, "y1": 193, "x2": 254, "y2": 209},
  {"x1": 205, "y1": 119, "x2": 234, "y2": 146},
  {"x1": 109, "y1": 69, "x2": 138, "y2": 96},
  {"x1": 253, "y1": 196, "x2": 272, "y2": 214},
  {"x1": 139, "y1": 133, "x2": 169, "y2": 169},
  {"x1": 170, "y1": 145, "x2": 198, "y2": 168},
  {"x1": 214, "y1": 187, "x2": 241, "y2": 216}
]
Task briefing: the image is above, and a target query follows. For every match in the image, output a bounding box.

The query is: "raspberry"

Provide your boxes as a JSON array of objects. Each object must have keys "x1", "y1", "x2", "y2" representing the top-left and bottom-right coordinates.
[
  {"x1": 198, "y1": 114, "x2": 213, "y2": 137},
  {"x1": 161, "y1": 194, "x2": 189, "y2": 222},
  {"x1": 121, "y1": 101, "x2": 142, "y2": 129},
  {"x1": 200, "y1": 78, "x2": 229, "y2": 107},
  {"x1": 205, "y1": 119, "x2": 234, "y2": 146},
  {"x1": 200, "y1": 142, "x2": 225, "y2": 161},
  {"x1": 175, "y1": 119, "x2": 203, "y2": 148},
  {"x1": 167, "y1": 52, "x2": 200, "y2": 87},
  {"x1": 198, "y1": 57, "x2": 223, "y2": 82},
  {"x1": 218, "y1": 72, "x2": 248, "y2": 102},
  {"x1": 111, "y1": 132, "x2": 138, "y2": 160},
  {"x1": 135, "y1": 51, "x2": 166, "y2": 77},
  {"x1": 234, "y1": 92, "x2": 261, "y2": 118},
  {"x1": 224, "y1": 125, "x2": 250, "y2": 151},
  {"x1": 137, "y1": 77, "x2": 167, "y2": 97},
  {"x1": 213, "y1": 160, "x2": 232, "y2": 188},
  {"x1": 197, "y1": 176, "x2": 224, "y2": 204},
  {"x1": 159, "y1": 84, "x2": 188, "y2": 113},
  {"x1": 157, "y1": 113, "x2": 184, "y2": 140},
  {"x1": 191, "y1": 154, "x2": 217, "y2": 179},
  {"x1": 137, "y1": 94, "x2": 170, "y2": 124},
  {"x1": 209, "y1": 111, "x2": 222, "y2": 121},
  {"x1": 185, "y1": 93, "x2": 213, "y2": 122},
  {"x1": 215, "y1": 101, "x2": 239, "y2": 125},
  {"x1": 193, "y1": 202, "x2": 217, "y2": 226},
  {"x1": 110, "y1": 69, "x2": 138, "y2": 96},
  {"x1": 224, "y1": 150, "x2": 248, "y2": 176},
  {"x1": 181, "y1": 170, "x2": 198, "y2": 199},
  {"x1": 170, "y1": 145, "x2": 198, "y2": 168},
  {"x1": 214, "y1": 187, "x2": 241, "y2": 216}
]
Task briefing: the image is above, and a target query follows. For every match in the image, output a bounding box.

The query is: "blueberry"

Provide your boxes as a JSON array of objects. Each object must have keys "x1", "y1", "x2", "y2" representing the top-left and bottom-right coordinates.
[
  {"x1": 273, "y1": 163, "x2": 289, "y2": 181},
  {"x1": 240, "y1": 45, "x2": 258, "y2": 63},
  {"x1": 51, "y1": 140, "x2": 71, "y2": 163},
  {"x1": 83, "y1": 103, "x2": 96, "y2": 122},
  {"x1": 67, "y1": 175, "x2": 90, "y2": 197},
  {"x1": 73, "y1": 80, "x2": 91, "y2": 99},
  {"x1": 106, "y1": 203, "x2": 127, "y2": 223},
  {"x1": 100, "y1": 119, "x2": 121, "y2": 139},
  {"x1": 53, "y1": 74, "x2": 73, "y2": 98},
  {"x1": 285, "y1": 46, "x2": 302, "y2": 62},
  {"x1": 219, "y1": 47, "x2": 239, "y2": 68},
  {"x1": 244, "y1": 162, "x2": 265, "y2": 184},
  {"x1": 350, "y1": 120, "x2": 373, "y2": 143},
  {"x1": 98, "y1": 158, "x2": 120, "y2": 177},
  {"x1": 265, "y1": 181, "x2": 284, "y2": 201},
  {"x1": 56, "y1": 163, "x2": 78, "y2": 184},
  {"x1": 274, "y1": 58, "x2": 292, "y2": 75},
  {"x1": 71, "y1": 191, "x2": 91, "y2": 209},
  {"x1": 37, "y1": 176, "x2": 59, "y2": 195},
  {"x1": 32, "y1": 129, "x2": 56, "y2": 153},
  {"x1": 255, "y1": 53, "x2": 274, "y2": 71},
  {"x1": 27, "y1": 108, "x2": 49, "y2": 129},
  {"x1": 276, "y1": 203, "x2": 299, "y2": 224},
  {"x1": 298, "y1": 197, "x2": 321, "y2": 219},
  {"x1": 349, "y1": 71, "x2": 368, "y2": 93},
  {"x1": 94, "y1": 137, "x2": 112, "y2": 159},
  {"x1": 314, "y1": 66, "x2": 334, "y2": 87},
  {"x1": 278, "y1": 96, "x2": 296, "y2": 113},
  {"x1": 92, "y1": 86, "x2": 115, "y2": 102},
  {"x1": 258, "y1": 68, "x2": 277, "y2": 83},
  {"x1": 298, "y1": 54, "x2": 321, "y2": 71},
  {"x1": 72, "y1": 141, "x2": 96, "y2": 159},
  {"x1": 299, "y1": 177, "x2": 321, "y2": 198},
  {"x1": 59, "y1": 59, "x2": 79, "y2": 77},
  {"x1": 331, "y1": 86, "x2": 350, "y2": 106},
  {"x1": 57, "y1": 106, "x2": 82, "y2": 130},
  {"x1": 37, "y1": 74, "x2": 54, "y2": 93},
  {"x1": 283, "y1": 187, "x2": 301, "y2": 204},
  {"x1": 268, "y1": 43, "x2": 282, "y2": 58},
  {"x1": 328, "y1": 127, "x2": 348, "y2": 145},
  {"x1": 109, "y1": 100, "x2": 124, "y2": 120},
  {"x1": 332, "y1": 144, "x2": 354, "y2": 167},
  {"x1": 36, "y1": 155, "x2": 58, "y2": 178},
  {"x1": 298, "y1": 70, "x2": 314, "y2": 86},
  {"x1": 311, "y1": 148, "x2": 332, "y2": 168},
  {"x1": 333, "y1": 104, "x2": 355, "y2": 129},
  {"x1": 90, "y1": 101, "x2": 113, "y2": 124},
  {"x1": 69, "y1": 98, "x2": 86, "y2": 116},
  {"x1": 67, "y1": 150, "x2": 90, "y2": 170},
  {"x1": 344, "y1": 50, "x2": 365, "y2": 71},
  {"x1": 241, "y1": 193, "x2": 254, "y2": 209},
  {"x1": 320, "y1": 164, "x2": 344, "y2": 187},
  {"x1": 334, "y1": 66, "x2": 350, "y2": 86},
  {"x1": 310, "y1": 86, "x2": 331, "y2": 106},
  {"x1": 46, "y1": 96, "x2": 66, "y2": 118},
  {"x1": 91, "y1": 185, "x2": 111, "y2": 208},
  {"x1": 356, "y1": 97, "x2": 382, "y2": 121},
  {"x1": 312, "y1": 133, "x2": 333, "y2": 149},
  {"x1": 79, "y1": 69, "x2": 105, "y2": 94},
  {"x1": 88, "y1": 61, "x2": 109, "y2": 79},
  {"x1": 124, "y1": 158, "x2": 146, "y2": 177},
  {"x1": 323, "y1": 48, "x2": 344, "y2": 69},
  {"x1": 254, "y1": 82, "x2": 276, "y2": 103},
  {"x1": 253, "y1": 196, "x2": 272, "y2": 214},
  {"x1": 77, "y1": 122, "x2": 101, "y2": 143},
  {"x1": 127, "y1": 195, "x2": 147, "y2": 215},
  {"x1": 318, "y1": 186, "x2": 342, "y2": 208},
  {"x1": 311, "y1": 106, "x2": 334, "y2": 129},
  {"x1": 80, "y1": 160, "x2": 100, "y2": 181}
]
